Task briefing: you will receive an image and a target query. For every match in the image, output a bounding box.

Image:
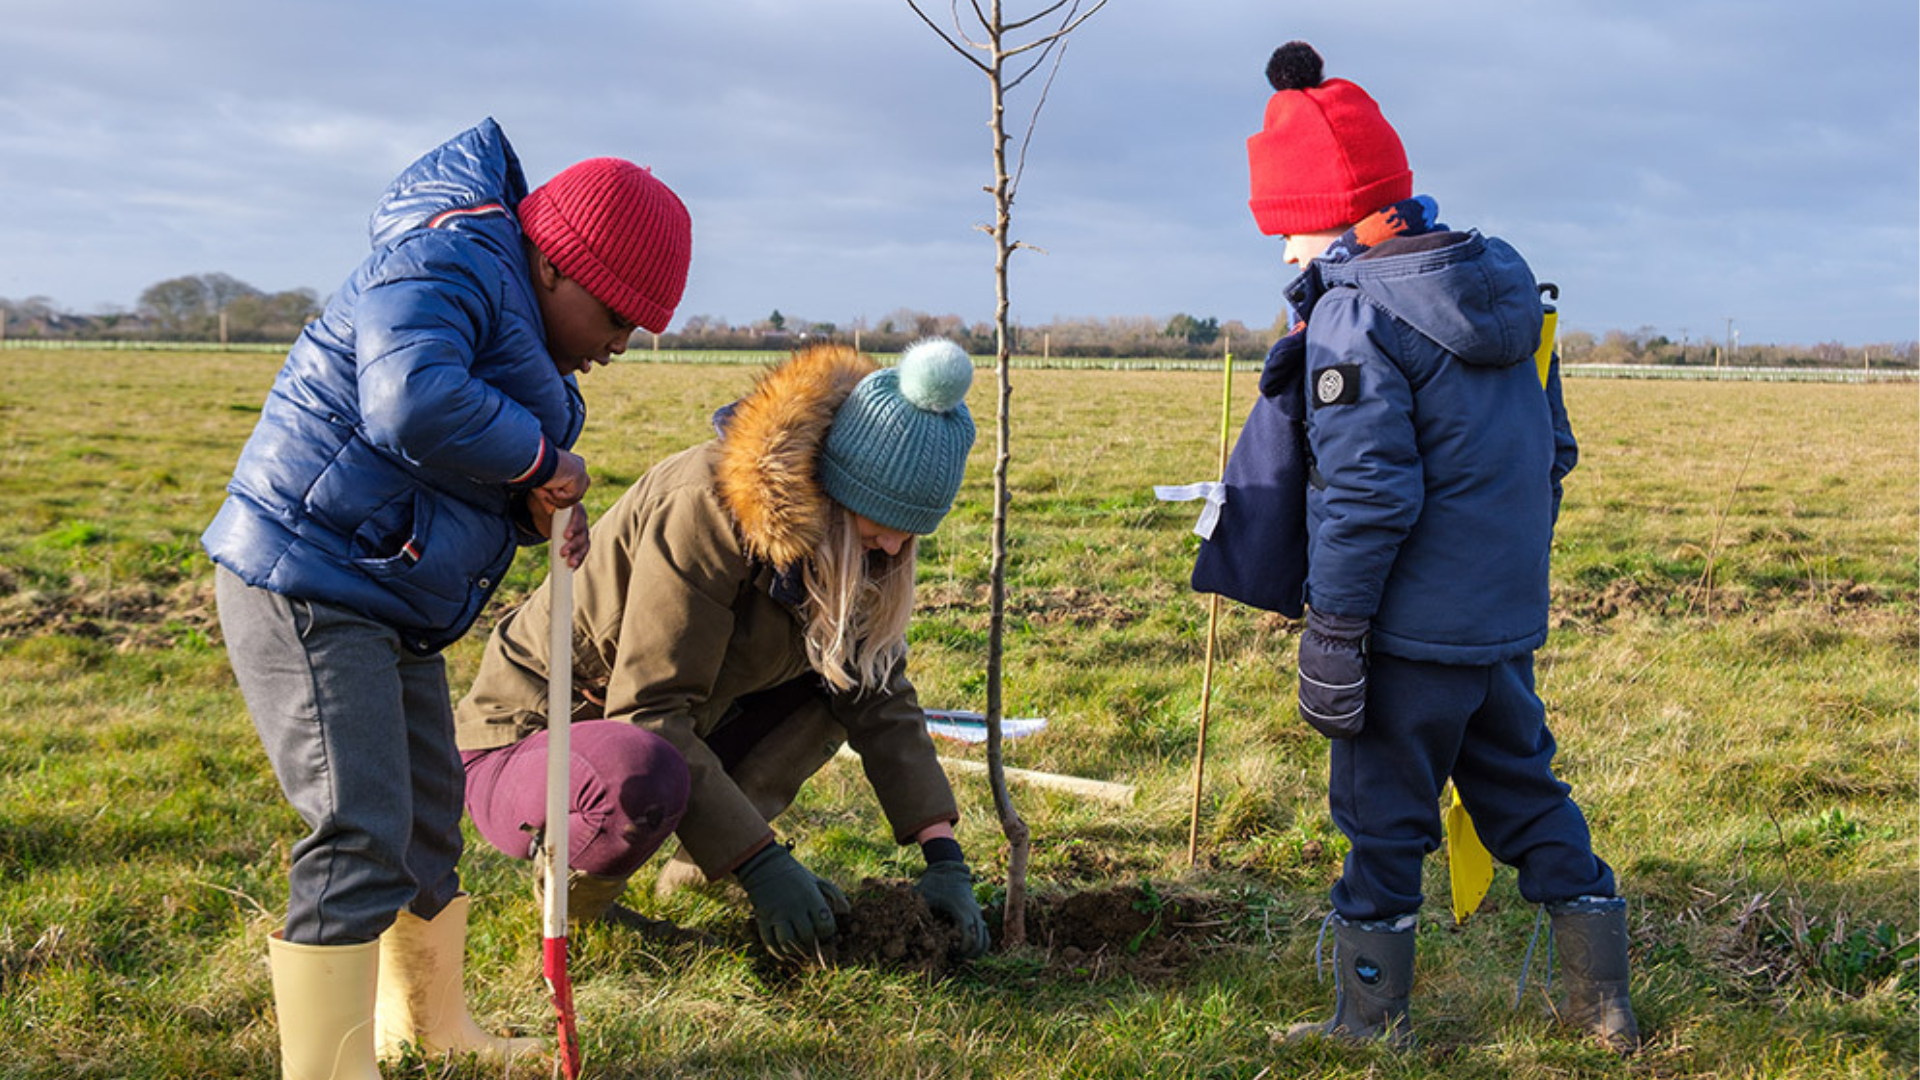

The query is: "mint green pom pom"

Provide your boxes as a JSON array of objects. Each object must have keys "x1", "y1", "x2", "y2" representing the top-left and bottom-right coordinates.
[{"x1": 897, "y1": 338, "x2": 974, "y2": 414}]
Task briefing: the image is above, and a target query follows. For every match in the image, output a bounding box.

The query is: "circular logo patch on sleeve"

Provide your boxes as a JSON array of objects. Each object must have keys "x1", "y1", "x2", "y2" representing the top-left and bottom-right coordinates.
[{"x1": 1314, "y1": 364, "x2": 1360, "y2": 406}]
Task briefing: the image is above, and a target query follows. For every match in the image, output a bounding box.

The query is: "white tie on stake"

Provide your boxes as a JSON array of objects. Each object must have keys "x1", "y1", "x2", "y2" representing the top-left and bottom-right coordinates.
[
  {"x1": 1153, "y1": 481, "x2": 1227, "y2": 540},
  {"x1": 543, "y1": 505, "x2": 582, "y2": 1078}
]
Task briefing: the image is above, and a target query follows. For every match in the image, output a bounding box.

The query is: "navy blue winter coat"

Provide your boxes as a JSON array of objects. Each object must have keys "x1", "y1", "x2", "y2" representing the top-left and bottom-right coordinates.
[
  {"x1": 202, "y1": 119, "x2": 585, "y2": 654},
  {"x1": 1301, "y1": 230, "x2": 1576, "y2": 665}
]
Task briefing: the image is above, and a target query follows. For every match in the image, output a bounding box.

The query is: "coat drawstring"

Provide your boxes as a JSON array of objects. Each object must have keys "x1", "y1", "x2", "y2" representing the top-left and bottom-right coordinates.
[{"x1": 1514, "y1": 904, "x2": 1554, "y2": 1007}]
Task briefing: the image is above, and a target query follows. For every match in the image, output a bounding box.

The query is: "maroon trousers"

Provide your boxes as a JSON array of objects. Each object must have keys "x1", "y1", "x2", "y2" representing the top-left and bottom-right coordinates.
[{"x1": 462, "y1": 721, "x2": 690, "y2": 878}]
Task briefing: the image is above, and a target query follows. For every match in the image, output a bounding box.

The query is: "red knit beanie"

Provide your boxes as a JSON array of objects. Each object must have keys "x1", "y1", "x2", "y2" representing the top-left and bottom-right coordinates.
[
  {"x1": 1246, "y1": 42, "x2": 1412, "y2": 237},
  {"x1": 519, "y1": 158, "x2": 692, "y2": 333}
]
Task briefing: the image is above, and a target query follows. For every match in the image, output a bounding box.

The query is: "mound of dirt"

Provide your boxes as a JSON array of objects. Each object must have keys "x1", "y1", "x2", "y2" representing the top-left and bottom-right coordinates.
[
  {"x1": 749, "y1": 880, "x2": 1226, "y2": 982},
  {"x1": 828, "y1": 880, "x2": 965, "y2": 976},
  {"x1": 1024, "y1": 882, "x2": 1216, "y2": 982}
]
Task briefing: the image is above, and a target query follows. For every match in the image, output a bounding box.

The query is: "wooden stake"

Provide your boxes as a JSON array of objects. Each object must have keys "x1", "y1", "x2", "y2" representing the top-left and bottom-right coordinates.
[{"x1": 1188, "y1": 333, "x2": 1234, "y2": 865}]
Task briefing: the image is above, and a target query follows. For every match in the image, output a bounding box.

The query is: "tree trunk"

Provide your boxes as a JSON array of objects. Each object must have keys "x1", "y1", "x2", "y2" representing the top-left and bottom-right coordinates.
[
  {"x1": 984, "y1": 1, "x2": 1032, "y2": 948},
  {"x1": 907, "y1": 0, "x2": 1107, "y2": 949}
]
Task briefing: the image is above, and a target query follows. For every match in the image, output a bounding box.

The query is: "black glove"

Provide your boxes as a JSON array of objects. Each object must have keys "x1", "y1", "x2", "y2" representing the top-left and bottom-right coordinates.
[
  {"x1": 1297, "y1": 609, "x2": 1369, "y2": 739},
  {"x1": 734, "y1": 843, "x2": 849, "y2": 959},
  {"x1": 915, "y1": 860, "x2": 990, "y2": 959}
]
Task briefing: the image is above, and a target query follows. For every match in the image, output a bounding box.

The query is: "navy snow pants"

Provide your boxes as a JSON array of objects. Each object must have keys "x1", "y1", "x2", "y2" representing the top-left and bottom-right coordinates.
[{"x1": 1328, "y1": 650, "x2": 1615, "y2": 922}]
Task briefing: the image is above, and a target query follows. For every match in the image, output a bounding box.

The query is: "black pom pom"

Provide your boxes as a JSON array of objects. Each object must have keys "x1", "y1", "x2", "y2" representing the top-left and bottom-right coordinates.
[{"x1": 1266, "y1": 41, "x2": 1324, "y2": 92}]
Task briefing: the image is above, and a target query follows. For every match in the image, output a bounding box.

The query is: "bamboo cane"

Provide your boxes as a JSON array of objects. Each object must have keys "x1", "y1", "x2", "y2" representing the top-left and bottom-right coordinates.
[{"x1": 1187, "y1": 335, "x2": 1234, "y2": 865}]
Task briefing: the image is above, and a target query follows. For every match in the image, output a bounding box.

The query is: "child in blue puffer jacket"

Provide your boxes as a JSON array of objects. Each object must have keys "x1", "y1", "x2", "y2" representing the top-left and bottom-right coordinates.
[
  {"x1": 1243, "y1": 45, "x2": 1639, "y2": 1053},
  {"x1": 202, "y1": 117, "x2": 692, "y2": 1075}
]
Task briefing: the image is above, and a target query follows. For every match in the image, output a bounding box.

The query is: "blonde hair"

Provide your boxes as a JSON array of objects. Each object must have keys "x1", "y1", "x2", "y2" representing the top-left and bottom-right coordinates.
[{"x1": 802, "y1": 508, "x2": 916, "y2": 694}]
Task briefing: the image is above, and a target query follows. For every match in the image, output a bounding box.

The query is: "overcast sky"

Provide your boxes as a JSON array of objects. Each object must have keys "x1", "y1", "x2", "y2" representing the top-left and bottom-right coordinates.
[{"x1": 4, "y1": 1, "x2": 1915, "y2": 346}]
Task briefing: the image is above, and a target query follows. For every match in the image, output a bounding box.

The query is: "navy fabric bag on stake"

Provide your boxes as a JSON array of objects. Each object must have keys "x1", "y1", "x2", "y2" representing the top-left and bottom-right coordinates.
[{"x1": 1189, "y1": 334, "x2": 1310, "y2": 618}]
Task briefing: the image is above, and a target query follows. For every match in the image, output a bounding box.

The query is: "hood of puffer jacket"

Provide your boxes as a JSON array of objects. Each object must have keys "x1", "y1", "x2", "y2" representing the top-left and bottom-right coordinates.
[
  {"x1": 717, "y1": 343, "x2": 878, "y2": 569},
  {"x1": 368, "y1": 117, "x2": 530, "y2": 252}
]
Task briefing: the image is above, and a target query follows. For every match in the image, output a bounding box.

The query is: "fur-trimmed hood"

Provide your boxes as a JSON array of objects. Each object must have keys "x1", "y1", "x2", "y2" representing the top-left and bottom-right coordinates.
[{"x1": 716, "y1": 344, "x2": 877, "y2": 569}]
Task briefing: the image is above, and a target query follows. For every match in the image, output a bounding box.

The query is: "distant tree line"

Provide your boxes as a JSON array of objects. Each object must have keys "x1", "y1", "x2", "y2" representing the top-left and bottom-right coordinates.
[
  {"x1": 3, "y1": 279, "x2": 1912, "y2": 368},
  {"x1": 664, "y1": 308, "x2": 1278, "y2": 361},
  {"x1": 1557, "y1": 326, "x2": 1917, "y2": 370},
  {"x1": 1, "y1": 273, "x2": 318, "y2": 344}
]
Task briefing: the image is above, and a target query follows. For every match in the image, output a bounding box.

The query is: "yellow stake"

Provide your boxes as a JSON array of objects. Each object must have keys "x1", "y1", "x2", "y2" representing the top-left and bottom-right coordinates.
[{"x1": 1187, "y1": 333, "x2": 1234, "y2": 866}]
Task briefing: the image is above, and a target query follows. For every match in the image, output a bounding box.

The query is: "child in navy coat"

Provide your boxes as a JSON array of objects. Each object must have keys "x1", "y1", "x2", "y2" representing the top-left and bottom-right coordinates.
[{"x1": 1244, "y1": 43, "x2": 1638, "y2": 1053}]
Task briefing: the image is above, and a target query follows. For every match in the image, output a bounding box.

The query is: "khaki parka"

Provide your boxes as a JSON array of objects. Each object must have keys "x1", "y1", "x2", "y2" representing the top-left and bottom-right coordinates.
[{"x1": 454, "y1": 346, "x2": 959, "y2": 879}]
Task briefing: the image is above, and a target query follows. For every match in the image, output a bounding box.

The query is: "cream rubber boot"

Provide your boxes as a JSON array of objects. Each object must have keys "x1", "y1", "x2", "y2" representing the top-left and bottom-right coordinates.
[
  {"x1": 266, "y1": 932, "x2": 382, "y2": 1080},
  {"x1": 372, "y1": 894, "x2": 542, "y2": 1063},
  {"x1": 656, "y1": 700, "x2": 846, "y2": 898}
]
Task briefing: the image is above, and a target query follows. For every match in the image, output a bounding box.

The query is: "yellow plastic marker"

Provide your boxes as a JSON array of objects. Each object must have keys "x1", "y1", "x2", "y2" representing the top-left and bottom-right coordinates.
[
  {"x1": 1444, "y1": 784, "x2": 1495, "y2": 924},
  {"x1": 1533, "y1": 283, "x2": 1559, "y2": 388}
]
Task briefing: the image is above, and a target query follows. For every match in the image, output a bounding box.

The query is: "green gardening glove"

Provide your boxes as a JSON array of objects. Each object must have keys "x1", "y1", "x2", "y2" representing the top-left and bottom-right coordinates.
[
  {"x1": 915, "y1": 860, "x2": 990, "y2": 959},
  {"x1": 734, "y1": 843, "x2": 849, "y2": 960}
]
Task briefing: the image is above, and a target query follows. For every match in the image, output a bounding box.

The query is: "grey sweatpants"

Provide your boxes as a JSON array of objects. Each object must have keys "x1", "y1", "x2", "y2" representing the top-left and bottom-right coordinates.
[{"x1": 216, "y1": 566, "x2": 464, "y2": 944}]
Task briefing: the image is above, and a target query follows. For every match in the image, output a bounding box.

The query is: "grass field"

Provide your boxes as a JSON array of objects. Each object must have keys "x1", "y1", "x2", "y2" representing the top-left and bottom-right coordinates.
[{"x1": 0, "y1": 350, "x2": 1913, "y2": 1078}]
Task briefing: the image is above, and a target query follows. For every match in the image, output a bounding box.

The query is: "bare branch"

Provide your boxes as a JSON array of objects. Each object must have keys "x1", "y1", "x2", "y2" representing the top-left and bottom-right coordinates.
[
  {"x1": 1003, "y1": 33, "x2": 1062, "y2": 92},
  {"x1": 1004, "y1": 0, "x2": 1075, "y2": 32},
  {"x1": 1049, "y1": 0, "x2": 1109, "y2": 37},
  {"x1": 967, "y1": 0, "x2": 990, "y2": 34},
  {"x1": 1000, "y1": 0, "x2": 1110, "y2": 60},
  {"x1": 1008, "y1": 37, "x2": 1069, "y2": 199},
  {"x1": 906, "y1": 0, "x2": 990, "y2": 71},
  {"x1": 959, "y1": 0, "x2": 991, "y2": 48}
]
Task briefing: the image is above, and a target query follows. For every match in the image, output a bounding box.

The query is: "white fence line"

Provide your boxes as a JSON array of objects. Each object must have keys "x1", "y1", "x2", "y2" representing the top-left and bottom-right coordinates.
[
  {"x1": 1562, "y1": 363, "x2": 1917, "y2": 384},
  {"x1": 0, "y1": 339, "x2": 285, "y2": 353},
  {"x1": 3, "y1": 340, "x2": 1914, "y2": 382}
]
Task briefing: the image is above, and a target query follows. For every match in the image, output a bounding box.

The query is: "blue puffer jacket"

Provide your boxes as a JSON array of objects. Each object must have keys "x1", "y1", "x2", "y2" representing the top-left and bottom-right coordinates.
[
  {"x1": 1301, "y1": 230, "x2": 1576, "y2": 665},
  {"x1": 202, "y1": 119, "x2": 584, "y2": 654}
]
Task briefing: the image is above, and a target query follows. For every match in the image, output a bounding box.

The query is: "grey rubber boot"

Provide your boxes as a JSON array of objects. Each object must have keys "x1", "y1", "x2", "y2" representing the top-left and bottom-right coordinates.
[
  {"x1": 1547, "y1": 896, "x2": 1641, "y2": 1053},
  {"x1": 1284, "y1": 913, "x2": 1417, "y2": 1049},
  {"x1": 656, "y1": 700, "x2": 846, "y2": 898}
]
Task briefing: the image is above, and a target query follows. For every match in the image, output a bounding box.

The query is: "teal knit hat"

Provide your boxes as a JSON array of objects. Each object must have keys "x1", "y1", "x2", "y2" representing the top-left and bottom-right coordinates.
[{"x1": 820, "y1": 337, "x2": 976, "y2": 534}]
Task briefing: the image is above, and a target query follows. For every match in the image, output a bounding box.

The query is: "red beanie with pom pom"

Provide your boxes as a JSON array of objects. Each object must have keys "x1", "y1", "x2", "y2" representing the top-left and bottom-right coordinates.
[
  {"x1": 520, "y1": 158, "x2": 692, "y2": 334},
  {"x1": 1246, "y1": 42, "x2": 1411, "y2": 237}
]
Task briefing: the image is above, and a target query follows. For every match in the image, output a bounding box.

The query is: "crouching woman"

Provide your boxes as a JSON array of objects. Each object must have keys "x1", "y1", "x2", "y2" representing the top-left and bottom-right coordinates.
[{"x1": 454, "y1": 339, "x2": 990, "y2": 960}]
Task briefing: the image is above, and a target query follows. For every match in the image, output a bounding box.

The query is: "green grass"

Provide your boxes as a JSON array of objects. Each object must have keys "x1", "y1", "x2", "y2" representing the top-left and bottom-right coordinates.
[{"x1": 0, "y1": 351, "x2": 1914, "y2": 1077}]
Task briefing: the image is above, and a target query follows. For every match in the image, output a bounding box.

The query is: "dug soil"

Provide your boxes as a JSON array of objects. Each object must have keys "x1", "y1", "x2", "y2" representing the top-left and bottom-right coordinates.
[{"x1": 794, "y1": 879, "x2": 1226, "y2": 981}]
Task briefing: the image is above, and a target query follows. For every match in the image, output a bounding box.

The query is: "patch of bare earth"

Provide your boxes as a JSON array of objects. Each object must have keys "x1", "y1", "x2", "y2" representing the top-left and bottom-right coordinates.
[
  {"x1": 0, "y1": 577, "x2": 218, "y2": 649},
  {"x1": 917, "y1": 582, "x2": 1142, "y2": 630},
  {"x1": 747, "y1": 880, "x2": 1231, "y2": 982},
  {"x1": 1553, "y1": 576, "x2": 1909, "y2": 627}
]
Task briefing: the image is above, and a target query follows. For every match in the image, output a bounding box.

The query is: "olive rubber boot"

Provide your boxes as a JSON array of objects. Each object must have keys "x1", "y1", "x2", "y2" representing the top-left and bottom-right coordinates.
[
  {"x1": 656, "y1": 700, "x2": 846, "y2": 898},
  {"x1": 1284, "y1": 913, "x2": 1417, "y2": 1049},
  {"x1": 372, "y1": 894, "x2": 541, "y2": 1063},
  {"x1": 1548, "y1": 896, "x2": 1641, "y2": 1054},
  {"x1": 535, "y1": 861, "x2": 715, "y2": 944},
  {"x1": 531, "y1": 844, "x2": 633, "y2": 926},
  {"x1": 266, "y1": 932, "x2": 383, "y2": 1080}
]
